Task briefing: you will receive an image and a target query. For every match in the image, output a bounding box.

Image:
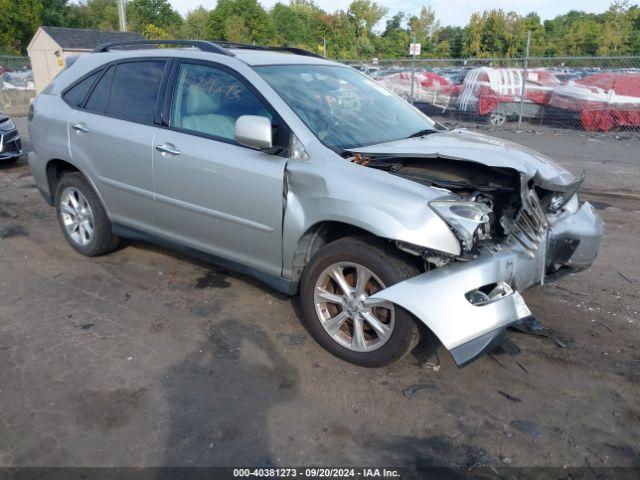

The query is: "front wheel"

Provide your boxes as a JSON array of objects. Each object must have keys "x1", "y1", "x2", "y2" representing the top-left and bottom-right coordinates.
[{"x1": 300, "y1": 237, "x2": 420, "y2": 367}]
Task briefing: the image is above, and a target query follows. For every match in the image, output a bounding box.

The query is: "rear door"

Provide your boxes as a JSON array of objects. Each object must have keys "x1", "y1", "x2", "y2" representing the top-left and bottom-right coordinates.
[
  {"x1": 152, "y1": 60, "x2": 290, "y2": 277},
  {"x1": 67, "y1": 59, "x2": 168, "y2": 231}
]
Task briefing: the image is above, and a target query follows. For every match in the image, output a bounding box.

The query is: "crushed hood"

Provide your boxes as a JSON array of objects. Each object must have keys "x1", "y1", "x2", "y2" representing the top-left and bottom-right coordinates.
[{"x1": 349, "y1": 129, "x2": 579, "y2": 191}]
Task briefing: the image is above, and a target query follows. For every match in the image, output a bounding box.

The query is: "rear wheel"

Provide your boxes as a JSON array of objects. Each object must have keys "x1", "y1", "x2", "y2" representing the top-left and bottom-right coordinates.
[
  {"x1": 55, "y1": 172, "x2": 119, "y2": 256},
  {"x1": 300, "y1": 237, "x2": 420, "y2": 367}
]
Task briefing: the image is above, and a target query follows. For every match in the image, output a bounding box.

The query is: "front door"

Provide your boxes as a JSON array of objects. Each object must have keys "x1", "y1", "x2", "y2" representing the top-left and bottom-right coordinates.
[{"x1": 153, "y1": 61, "x2": 290, "y2": 277}]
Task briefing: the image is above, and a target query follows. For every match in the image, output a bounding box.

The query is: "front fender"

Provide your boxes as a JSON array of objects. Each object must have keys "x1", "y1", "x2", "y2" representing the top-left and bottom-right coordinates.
[{"x1": 282, "y1": 158, "x2": 460, "y2": 279}]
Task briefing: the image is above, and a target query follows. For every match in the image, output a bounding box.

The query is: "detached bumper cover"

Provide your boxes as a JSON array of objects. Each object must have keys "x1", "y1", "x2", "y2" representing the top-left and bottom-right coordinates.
[{"x1": 369, "y1": 201, "x2": 603, "y2": 367}]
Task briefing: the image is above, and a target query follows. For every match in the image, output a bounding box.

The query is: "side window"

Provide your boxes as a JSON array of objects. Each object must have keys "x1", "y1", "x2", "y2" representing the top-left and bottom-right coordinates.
[
  {"x1": 85, "y1": 65, "x2": 115, "y2": 113},
  {"x1": 63, "y1": 70, "x2": 101, "y2": 107},
  {"x1": 170, "y1": 63, "x2": 272, "y2": 142},
  {"x1": 107, "y1": 61, "x2": 166, "y2": 124}
]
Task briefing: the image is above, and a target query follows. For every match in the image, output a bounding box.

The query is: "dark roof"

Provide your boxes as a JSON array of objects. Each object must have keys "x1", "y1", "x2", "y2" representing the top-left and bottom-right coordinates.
[{"x1": 41, "y1": 26, "x2": 143, "y2": 50}]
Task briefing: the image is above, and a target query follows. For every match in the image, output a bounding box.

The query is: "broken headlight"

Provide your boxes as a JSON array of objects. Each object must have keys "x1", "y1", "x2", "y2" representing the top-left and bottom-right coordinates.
[
  {"x1": 430, "y1": 200, "x2": 492, "y2": 252},
  {"x1": 548, "y1": 192, "x2": 565, "y2": 213}
]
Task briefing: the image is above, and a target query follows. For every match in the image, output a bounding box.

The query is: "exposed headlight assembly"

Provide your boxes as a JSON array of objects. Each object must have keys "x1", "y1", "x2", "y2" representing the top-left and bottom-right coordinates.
[
  {"x1": 430, "y1": 200, "x2": 492, "y2": 252},
  {"x1": 0, "y1": 118, "x2": 15, "y2": 131},
  {"x1": 547, "y1": 174, "x2": 585, "y2": 213}
]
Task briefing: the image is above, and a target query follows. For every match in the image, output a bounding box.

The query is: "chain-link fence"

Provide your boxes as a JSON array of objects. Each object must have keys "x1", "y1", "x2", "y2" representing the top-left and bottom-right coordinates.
[
  {"x1": 0, "y1": 55, "x2": 31, "y2": 71},
  {"x1": 0, "y1": 56, "x2": 35, "y2": 116},
  {"x1": 343, "y1": 56, "x2": 640, "y2": 134},
  {"x1": 1, "y1": 52, "x2": 639, "y2": 132}
]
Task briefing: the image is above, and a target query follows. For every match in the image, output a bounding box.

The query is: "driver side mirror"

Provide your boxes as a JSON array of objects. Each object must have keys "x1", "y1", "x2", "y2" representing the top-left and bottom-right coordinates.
[{"x1": 235, "y1": 115, "x2": 272, "y2": 150}]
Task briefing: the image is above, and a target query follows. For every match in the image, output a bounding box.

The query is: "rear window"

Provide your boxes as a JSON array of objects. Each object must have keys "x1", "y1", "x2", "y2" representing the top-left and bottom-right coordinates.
[
  {"x1": 107, "y1": 61, "x2": 166, "y2": 124},
  {"x1": 63, "y1": 70, "x2": 101, "y2": 107}
]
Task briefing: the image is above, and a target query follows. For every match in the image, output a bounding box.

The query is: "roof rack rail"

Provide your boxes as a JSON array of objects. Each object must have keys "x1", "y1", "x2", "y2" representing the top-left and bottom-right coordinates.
[
  {"x1": 213, "y1": 42, "x2": 323, "y2": 58},
  {"x1": 92, "y1": 40, "x2": 235, "y2": 57}
]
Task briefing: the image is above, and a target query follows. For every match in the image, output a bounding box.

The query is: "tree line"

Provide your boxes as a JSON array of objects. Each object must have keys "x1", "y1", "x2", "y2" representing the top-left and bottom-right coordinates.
[{"x1": 2, "y1": 0, "x2": 639, "y2": 58}]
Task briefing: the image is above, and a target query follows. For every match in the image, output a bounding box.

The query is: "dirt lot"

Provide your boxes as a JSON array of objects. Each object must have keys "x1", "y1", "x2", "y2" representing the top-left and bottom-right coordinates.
[{"x1": 1, "y1": 117, "x2": 638, "y2": 471}]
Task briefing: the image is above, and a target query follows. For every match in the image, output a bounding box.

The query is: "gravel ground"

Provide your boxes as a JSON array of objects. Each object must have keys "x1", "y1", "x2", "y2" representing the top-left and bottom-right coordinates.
[{"x1": 0, "y1": 117, "x2": 638, "y2": 471}]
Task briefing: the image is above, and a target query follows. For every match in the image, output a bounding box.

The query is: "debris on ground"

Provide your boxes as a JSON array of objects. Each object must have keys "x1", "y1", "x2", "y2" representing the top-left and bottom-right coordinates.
[
  {"x1": 0, "y1": 224, "x2": 27, "y2": 238},
  {"x1": 498, "y1": 390, "x2": 522, "y2": 403},
  {"x1": 402, "y1": 383, "x2": 437, "y2": 400},
  {"x1": 511, "y1": 316, "x2": 568, "y2": 348},
  {"x1": 555, "y1": 285, "x2": 587, "y2": 296},
  {"x1": 511, "y1": 419, "x2": 542, "y2": 439},
  {"x1": 424, "y1": 363, "x2": 441, "y2": 372},
  {"x1": 618, "y1": 272, "x2": 635, "y2": 284},
  {"x1": 552, "y1": 335, "x2": 567, "y2": 348},
  {"x1": 80, "y1": 323, "x2": 95, "y2": 330}
]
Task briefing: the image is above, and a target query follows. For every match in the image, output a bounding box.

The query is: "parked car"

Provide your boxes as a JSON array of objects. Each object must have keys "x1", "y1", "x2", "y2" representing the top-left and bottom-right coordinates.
[
  {"x1": 454, "y1": 67, "x2": 560, "y2": 126},
  {"x1": 0, "y1": 111, "x2": 22, "y2": 164},
  {"x1": 28, "y1": 41, "x2": 603, "y2": 368},
  {"x1": 547, "y1": 72, "x2": 640, "y2": 131},
  {"x1": 374, "y1": 70, "x2": 453, "y2": 110}
]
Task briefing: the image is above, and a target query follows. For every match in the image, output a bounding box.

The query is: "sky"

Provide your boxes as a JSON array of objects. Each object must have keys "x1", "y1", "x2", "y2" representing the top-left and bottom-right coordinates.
[{"x1": 168, "y1": 0, "x2": 615, "y2": 26}]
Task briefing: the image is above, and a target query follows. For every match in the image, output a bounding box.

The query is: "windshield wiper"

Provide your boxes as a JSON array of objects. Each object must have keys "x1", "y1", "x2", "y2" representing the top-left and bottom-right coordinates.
[{"x1": 407, "y1": 129, "x2": 439, "y2": 138}]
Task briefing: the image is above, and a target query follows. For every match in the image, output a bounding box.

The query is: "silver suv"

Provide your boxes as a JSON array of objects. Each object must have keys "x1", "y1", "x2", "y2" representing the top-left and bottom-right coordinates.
[{"x1": 28, "y1": 41, "x2": 603, "y2": 368}]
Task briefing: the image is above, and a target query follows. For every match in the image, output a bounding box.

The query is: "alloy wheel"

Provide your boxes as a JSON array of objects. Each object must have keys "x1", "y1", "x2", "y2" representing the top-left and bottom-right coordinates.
[
  {"x1": 59, "y1": 187, "x2": 94, "y2": 246},
  {"x1": 313, "y1": 262, "x2": 395, "y2": 352},
  {"x1": 489, "y1": 112, "x2": 507, "y2": 126}
]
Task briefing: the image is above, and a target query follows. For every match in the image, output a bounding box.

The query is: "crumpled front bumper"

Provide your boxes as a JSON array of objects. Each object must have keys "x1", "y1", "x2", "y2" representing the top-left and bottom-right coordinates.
[{"x1": 369, "y1": 200, "x2": 603, "y2": 367}]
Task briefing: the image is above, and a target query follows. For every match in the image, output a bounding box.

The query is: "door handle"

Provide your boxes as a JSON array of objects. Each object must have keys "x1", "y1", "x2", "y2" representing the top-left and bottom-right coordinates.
[
  {"x1": 71, "y1": 122, "x2": 90, "y2": 133},
  {"x1": 155, "y1": 143, "x2": 180, "y2": 156}
]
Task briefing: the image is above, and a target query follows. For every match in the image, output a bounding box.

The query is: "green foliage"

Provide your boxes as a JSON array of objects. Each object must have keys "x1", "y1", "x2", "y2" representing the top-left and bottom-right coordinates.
[
  {"x1": 319, "y1": 10, "x2": 358, "y2": 59},
  {"x1": 206, "y1": 0, "x2": 274, "y2": 44},
  {"x1": 408, "y1": 6, "x2": 438, "y2": 54},
  {"x1": 223, "y1": 16, "x2": 251, "y2": 43},
  {"x1": 0, "y1": 0, "x2": 43, "y2": 54},
  {"x1": 348, "y1": 0, "x2": 387, "y2": 38},
  {"x1": 127, "y1": 0, "x2": 182, "y2": 34},
  {"x1": 63, "y1": 0, "x2": 120, "y2": 31},
  {"x1": 3, "y1": 0, "x2": 640, "y2": 58},
  {"x1": 271, "y1": 1, "x2": 324, "y2": 49},
  {"x1": 182, "y1": 6, "x2": 210, "y2": 40},
  {"x1": 142, "y1": 23, "x2": 171, "y2": 39},
  {"x1": 42, "y1": 0, "x2": 71, "y2": 27},
  {"x1": 375, "y1": 12, "x2": 410, "y2": 58}
]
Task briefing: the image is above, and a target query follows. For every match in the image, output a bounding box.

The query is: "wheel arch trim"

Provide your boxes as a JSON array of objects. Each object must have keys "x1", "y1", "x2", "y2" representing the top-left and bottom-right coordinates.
[{"x1": 45, "y1": 158, "x2": 111, "y2": 218}]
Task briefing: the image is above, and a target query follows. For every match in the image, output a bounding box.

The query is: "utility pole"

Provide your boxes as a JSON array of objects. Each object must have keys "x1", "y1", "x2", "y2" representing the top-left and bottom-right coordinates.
[
  {"x1": 323, "y1": 37, "x2": 327, "y2": 58},
  {"x1": 117, "y1": 0, "x2": 127, "y2": 32},
  {"x1": 518, "y1": 30, "x2": 531, "y2": 130}
]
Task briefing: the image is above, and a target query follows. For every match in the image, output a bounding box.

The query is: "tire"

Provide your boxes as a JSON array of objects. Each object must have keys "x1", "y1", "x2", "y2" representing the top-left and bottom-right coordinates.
[
  {"x1": 300, "y1": 236, "x2": 420, "y2": 367},
  {"x1": 54, "y1": 172, "x2": 119, "y2": 256}
]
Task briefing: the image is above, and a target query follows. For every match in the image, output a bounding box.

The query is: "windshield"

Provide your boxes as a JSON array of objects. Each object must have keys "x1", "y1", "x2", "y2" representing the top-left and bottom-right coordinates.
[{"x1": 255, "y1": 65, "x2": 437, "y2": 150}]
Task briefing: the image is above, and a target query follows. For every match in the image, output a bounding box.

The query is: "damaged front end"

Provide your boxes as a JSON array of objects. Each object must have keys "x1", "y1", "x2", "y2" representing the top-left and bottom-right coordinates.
[{"x1": 351, "y1": 152, "x2": 603, "y2": 367}]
